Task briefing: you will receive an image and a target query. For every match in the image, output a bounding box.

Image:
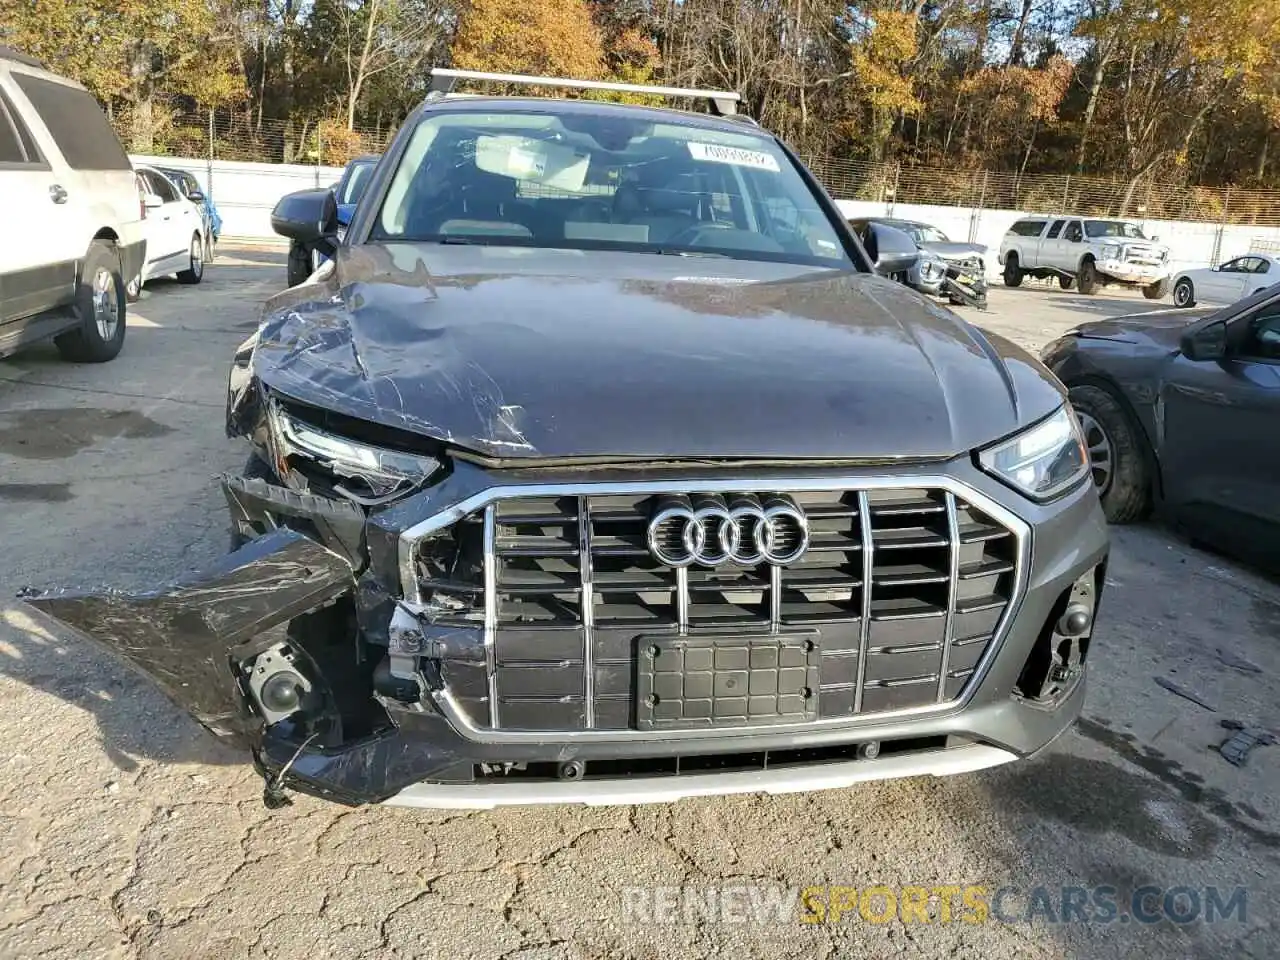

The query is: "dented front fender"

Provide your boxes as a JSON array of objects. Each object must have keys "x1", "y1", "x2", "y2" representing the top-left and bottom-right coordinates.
[{"x1": 22, "y1": 528, "x2": 355, "y2": 747}]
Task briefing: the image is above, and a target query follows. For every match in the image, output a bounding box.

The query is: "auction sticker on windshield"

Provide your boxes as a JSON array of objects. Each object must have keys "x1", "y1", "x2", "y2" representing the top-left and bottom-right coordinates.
[{"x1": 687, "y1": 142, "x2": 781, "y2": 172}]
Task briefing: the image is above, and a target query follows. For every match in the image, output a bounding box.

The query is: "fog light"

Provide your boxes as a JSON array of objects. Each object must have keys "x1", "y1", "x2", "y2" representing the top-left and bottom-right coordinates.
[
  {"x1": 1015, "y1": 563, "x2": 1104, "y2": 705},
  {"x1": 1058, "y1": 606, "x2": 1092, "y2": 637},
  {"x1": 261, "y1": 671, "x2": 305, "y2": 713},
  {"x1": 245, "y1": 643, "x2": 315, "y2": 725}
]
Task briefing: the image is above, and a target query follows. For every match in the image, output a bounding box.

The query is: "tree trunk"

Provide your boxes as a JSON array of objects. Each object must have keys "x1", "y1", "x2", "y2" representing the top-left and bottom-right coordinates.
[
  {"x1": 1075, "y1": 45, "x2": 1111, "y2": 172},
  {"x1": 1007, "y1": 0, "x2": 1033, "y2": 66},
  {"x1": 1258, "y1": 134, "x2": 1270, "y2": 182},
  {"x1": 129, "y1": 96, "x2": 154, "y2": 154},
  {"x1": 348, "y1": 0, "x2": 384, "y2": 130},
  {"x1": 128, "y1": 43, "x2": 155, "y2": 154}
]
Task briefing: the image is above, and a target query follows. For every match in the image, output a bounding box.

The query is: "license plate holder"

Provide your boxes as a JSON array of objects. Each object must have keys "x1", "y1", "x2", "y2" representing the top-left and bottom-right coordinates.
[{"x1": 635, "y1": 630, "x2": 820, "y2": 731}]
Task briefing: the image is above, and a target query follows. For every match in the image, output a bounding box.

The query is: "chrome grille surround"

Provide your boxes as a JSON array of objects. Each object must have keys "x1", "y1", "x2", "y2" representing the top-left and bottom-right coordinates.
[{"x1": 398, "y1": 476, "x2": 1030, "y2": 744}]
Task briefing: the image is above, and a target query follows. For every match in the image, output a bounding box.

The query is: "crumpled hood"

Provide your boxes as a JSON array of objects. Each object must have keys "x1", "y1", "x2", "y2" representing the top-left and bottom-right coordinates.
[
  {"x1": 241, "y1": 244, "x2": 1063, "y2": 462},
  {"x1": 919, "y1": 241, "x2": 986, "y2": 262}
]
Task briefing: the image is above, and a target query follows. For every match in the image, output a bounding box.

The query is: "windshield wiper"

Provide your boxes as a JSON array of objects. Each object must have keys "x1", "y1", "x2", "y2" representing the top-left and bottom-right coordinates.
[{"x1": 652, "y1": 249, "x2": 729, "y2": 258}]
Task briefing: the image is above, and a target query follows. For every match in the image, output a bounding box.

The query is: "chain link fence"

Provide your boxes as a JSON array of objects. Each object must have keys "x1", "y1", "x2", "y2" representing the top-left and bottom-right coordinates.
[
  {"x1": 798, "y1": 156, "x2": 1280, "y2": 228},
  {"x1": 113, "y1": 101, "x2": 398, "y2": 167}
]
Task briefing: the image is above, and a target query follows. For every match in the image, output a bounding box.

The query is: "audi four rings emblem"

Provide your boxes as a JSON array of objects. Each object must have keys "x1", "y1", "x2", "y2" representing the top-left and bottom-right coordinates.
[{"x1": 646, "y1": 494, "x2": 810, "y2": 567}]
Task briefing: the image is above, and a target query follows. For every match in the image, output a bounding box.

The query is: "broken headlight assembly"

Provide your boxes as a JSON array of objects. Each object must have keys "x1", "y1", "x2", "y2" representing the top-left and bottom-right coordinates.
[
  {"x1": 266, "y1": 399, "x2": 441, "y2": 505},
  {"x1": 976, "y1": 405, "x2": 1089, "y2": 502},
  {"x1": 919, "y1": 251, "x2": 947, "y2": 282}
]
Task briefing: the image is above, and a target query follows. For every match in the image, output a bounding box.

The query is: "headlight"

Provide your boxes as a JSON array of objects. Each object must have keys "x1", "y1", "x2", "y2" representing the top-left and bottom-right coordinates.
[
  {"x1": 976, "y1": 406, "x2": 1089, "y2": 501},
  {"x1": 1100, "y1": 243, "x2": 1120, "y2": 260},
  {"x1": 267, "y1": 401, "x2": 440, "y2": 504},
  {"x1": 920, "y1": 253, "x2": 946, "y2": 280}
]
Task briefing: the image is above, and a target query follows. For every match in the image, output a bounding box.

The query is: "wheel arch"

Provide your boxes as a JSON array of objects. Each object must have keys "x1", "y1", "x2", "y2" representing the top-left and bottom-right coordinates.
[{"x1": 1065, "y1": 372, "x2": 1165, "y2": 502}]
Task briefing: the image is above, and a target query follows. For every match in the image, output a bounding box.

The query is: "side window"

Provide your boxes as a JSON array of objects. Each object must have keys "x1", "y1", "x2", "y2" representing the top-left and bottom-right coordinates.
[
  {"x1": 1241, "y1": 257, "x2": 1264, "y2": 274},
  {"x1": 153, "y1": 174, "x2": 179, "y2": 202},
  {"x1": 11, "y1": 73, "x2": 130, "y2": 170},
  {"x1": 1242, "y1": 307, "x2": 1280, "y2": 361},
  {"x1": 0, "y1": 89, "x2": 41, "y2": 164},
  {"x1": 1011, "y1": 220, "x2": 1044, "y2": 237},
  {"x1": 141, "y1": 170, "x2": 175, "y2": 202},
  {"x1": 1258, "y1": 259, "x2": 1276, "y2": 275},
  {"x1": 1064, "y1": 221, "x2": 1084, "y2": 243},
  {"x1": 0, "y1": 102, "x2": 22, "y2": 163},
  {"x1": 1, "y1": 89, "x2": 41, "y2": 162},
  {"x1": 1045, "y1": 219, "x2": 1065, "y2": 239},
  {"x1": 1219, "y1": 257, "x2": 1245, "y2": 273}
]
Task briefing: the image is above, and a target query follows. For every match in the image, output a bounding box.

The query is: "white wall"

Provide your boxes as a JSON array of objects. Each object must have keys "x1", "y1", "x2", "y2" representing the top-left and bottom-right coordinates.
[
  {"x1": 837, "y1": 199, "x2": 1280, "y2": 279},
  {"x1": 130, "y1": 154, "x2": 344, "y2": 243},
  {"x1": 134, "y1": 154, "x2": 1280, "y2": 268}
]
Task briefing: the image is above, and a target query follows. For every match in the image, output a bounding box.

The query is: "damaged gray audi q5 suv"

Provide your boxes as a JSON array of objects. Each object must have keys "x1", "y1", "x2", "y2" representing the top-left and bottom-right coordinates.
[{"x1": 25, "y1": 69, "x2": 1109, "y2": 810}]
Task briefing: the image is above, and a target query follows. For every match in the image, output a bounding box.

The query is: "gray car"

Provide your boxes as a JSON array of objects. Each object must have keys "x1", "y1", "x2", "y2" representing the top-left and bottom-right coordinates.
[
  {"x1": 854, "y1": 217, "x2": 989, "y2": 309},
  {"x1": 24, "y1": 70, "x2": 1108, "y2": 811},
  {"x1": 1041, "y1": 286, "x2": 1280, "y2": 569}
]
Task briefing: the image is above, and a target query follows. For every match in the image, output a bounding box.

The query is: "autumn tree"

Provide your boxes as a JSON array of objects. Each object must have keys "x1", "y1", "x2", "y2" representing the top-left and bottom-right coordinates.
[
  {"x1": 303, "y1": 0, "x2": 452, "y2": 130},
  {"x1": 846, "y1": 6, "x2": 922, "y2": 163},
  {"x1": 0, "y1": 0, "x2": 244, "y2": 151},
  {"x1": 451, "y1": 0, "x2": 606, "y2": 81}
]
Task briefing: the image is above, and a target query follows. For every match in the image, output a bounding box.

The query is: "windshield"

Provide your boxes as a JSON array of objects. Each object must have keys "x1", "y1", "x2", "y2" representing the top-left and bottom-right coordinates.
[
  {"x1": 372, "y1": 109, "x2": 851, "y2": 268},
  {"x1": 1085, "y1": 220, "x2": 1147, "y2": 240},
  {"x1": 901, "y1": 223, "x2": 948, "y2": 244},
  {"x1": 339, "y1": 161, "x2": 376, "y2": 206}
]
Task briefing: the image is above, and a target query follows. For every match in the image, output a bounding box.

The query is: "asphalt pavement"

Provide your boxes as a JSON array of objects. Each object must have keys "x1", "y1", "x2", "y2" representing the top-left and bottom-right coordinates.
[{"x1": 0, "y1": 251, "x2": 1277, "y2": 959}]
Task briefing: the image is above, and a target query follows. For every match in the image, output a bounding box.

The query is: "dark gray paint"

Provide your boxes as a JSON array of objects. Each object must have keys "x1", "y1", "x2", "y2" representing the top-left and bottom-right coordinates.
[{"x1": 227, "y1": 243, "x2": 1063, "y2": 463}]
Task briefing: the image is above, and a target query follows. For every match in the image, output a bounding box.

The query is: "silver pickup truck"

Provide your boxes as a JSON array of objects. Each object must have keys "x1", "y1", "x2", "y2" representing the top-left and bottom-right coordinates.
[{"x1": 997, "y1": 216, "x2": 1171, "y2": 298}]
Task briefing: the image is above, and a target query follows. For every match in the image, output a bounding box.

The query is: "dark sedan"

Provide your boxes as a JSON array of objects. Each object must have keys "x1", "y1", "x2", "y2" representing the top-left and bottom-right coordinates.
[{"x1": 1042, "y1": 286, "x2": 1280, "y2": 567}]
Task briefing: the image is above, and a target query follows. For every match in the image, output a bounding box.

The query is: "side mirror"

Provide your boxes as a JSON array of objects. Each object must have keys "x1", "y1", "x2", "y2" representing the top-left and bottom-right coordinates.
[
  {"x1": 187, "y1": 190, "x2": 205, "y2": 204},
  {"x1": 143, "y1": 193, "x2": 163, "y2": 210},
  {"x1": 1180, "y1": 319, "x2": 1227, "y2": 361},
  {"x1": 1150, "y1": 235, "x2": 1160, "y2": 242},
  {"x1": 271, "y1": 188, "x2": 339, "y2": 249},
  {"x1": 865, "y1": 222, "x2": 919, "y2": 279}
]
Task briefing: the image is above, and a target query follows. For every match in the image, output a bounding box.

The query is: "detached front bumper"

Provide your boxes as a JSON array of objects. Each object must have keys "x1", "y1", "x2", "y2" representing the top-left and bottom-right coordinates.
[
  {"x1": 23, "y1": 463, "x2": 1107, "y2": 809},
  {"x1": 913, "y1": 261, "x2": 988, "y2": 308}
]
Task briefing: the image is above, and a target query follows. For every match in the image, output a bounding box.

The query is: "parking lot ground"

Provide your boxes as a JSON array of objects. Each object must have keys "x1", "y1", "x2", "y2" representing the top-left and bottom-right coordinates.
[{"x1": 1, "y1": 251, "x2": 1278, "y2": 960}]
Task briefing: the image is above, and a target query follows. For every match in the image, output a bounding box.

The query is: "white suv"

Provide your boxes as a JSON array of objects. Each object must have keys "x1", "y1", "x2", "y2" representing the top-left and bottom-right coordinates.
[{"x1": 0, "y1": 46, "x2": 146, "y2": 362}]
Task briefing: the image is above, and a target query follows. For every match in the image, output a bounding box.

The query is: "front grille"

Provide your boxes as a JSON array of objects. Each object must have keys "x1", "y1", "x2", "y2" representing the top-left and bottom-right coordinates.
[{"x1": 413, "y1": 484, "x2": 1023, "y2": 733}]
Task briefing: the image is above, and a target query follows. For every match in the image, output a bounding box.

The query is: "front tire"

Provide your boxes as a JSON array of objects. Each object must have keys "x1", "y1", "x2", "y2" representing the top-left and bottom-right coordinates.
[
  {"x1": 1173, "y1": 278, "x2": 1196, "y2": 308},
  {"x1": 55, "y1": 240, "x2": 126, "y2": 363},
  {"x1": 1078, "y1": 259, "x2": 1099, "y2": 295},
  {"x1": 1068, "y1": 384, "x2": 1152, "y2": 523},
  {"x1": 177, "y1": 232, "x2": 204, "y2": 284},
  {"x1": 1143, "y1": 277, "x2": 1169, "y2": 300},
  {"x1": 287, "y1": 243, "x2": 311, "y2": 287},
  {"x1": 1003, "y1": 254, "x2": 1023, "y2": 287}
]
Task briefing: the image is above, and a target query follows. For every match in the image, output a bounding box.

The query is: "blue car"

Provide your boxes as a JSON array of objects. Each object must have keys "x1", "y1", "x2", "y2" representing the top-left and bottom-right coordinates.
[
  {"x1": 158, "y1": 166, "x2": 222, "y2": 259},
  {"x1": 285, "y1": 154, "x2": 379, "y2": 286}
]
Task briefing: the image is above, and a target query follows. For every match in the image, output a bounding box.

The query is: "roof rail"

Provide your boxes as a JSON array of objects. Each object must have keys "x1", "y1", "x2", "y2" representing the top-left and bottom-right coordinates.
[
  {"x1": 0, "y1": 46, "x2": 46, "y2": 69},
  {"x1": 428, "y1": 68, "x2": 742, "y2": 117}
]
